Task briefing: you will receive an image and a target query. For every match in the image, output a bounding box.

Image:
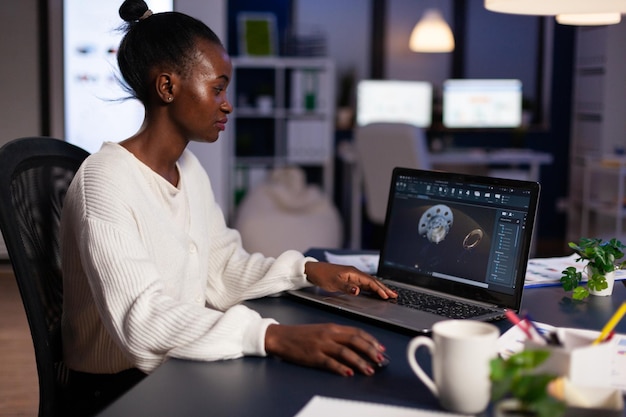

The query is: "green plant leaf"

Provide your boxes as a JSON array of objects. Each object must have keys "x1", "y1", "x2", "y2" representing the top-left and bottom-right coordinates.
[
  {"x1": 532, "y1": 397, "x2": 567, "y2": 417},
  {"x1": 508, "y1": 350, "x2": 551, "y2": 369},
  {"x1": 587, "y1": 274, "x2": 607, "y2": 292},
  {"x1": 490, "y1": 350, "x2": 564, "y2": 416},
  {"x1": 560, "y1": 266, "x2": 581, "y2": 291},
  {"x1": 491, "y1": 374, "x2": 514, "y2": 401},
  {"x1": 511, "y1": 373, "x2": 558, "y2": 403},
  {"x1": 572, "y1": 286, "x2": 589, "y2": 300}
]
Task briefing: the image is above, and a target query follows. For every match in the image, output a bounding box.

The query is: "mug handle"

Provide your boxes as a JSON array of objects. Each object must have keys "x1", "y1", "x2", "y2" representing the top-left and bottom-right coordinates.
[{"x1": 406, "y1": 337, "x2": 438, "y2": 397}]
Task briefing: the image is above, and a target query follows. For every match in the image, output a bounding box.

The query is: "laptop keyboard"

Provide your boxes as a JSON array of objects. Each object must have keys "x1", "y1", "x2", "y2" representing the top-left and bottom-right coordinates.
[{"x1": 386, "y1": 284, "x2": 501, "y2": 320}]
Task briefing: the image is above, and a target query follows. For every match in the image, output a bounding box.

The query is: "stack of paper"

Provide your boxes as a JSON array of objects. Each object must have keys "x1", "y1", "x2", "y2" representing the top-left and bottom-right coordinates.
[
  {"x1": 295, "y1": 396, "x2": 465, "y2": 417},
  {"x1": 525, "y1": 254, "x2": 626, "y2": 288}
]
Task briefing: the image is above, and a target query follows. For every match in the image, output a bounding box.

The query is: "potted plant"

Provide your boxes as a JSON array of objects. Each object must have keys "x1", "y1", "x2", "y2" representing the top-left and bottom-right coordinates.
[
  {"x1": 490, "y1": 350, "x2": 565, "y2": 417},
  {"x1": 560, "y1": 237, "x2": 626, "y2": 300}
]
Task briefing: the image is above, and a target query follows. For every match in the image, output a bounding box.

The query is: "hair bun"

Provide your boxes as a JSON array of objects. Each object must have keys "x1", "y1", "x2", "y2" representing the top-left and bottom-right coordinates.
[{"x1": 119, "y1": 0, "x2": 150, "y2": 23}]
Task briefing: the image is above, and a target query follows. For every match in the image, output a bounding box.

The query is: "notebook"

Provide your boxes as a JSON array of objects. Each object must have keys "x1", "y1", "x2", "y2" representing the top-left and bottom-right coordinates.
[{"x1": 288, "y1": 167, "x2": 541, "y2": 334}]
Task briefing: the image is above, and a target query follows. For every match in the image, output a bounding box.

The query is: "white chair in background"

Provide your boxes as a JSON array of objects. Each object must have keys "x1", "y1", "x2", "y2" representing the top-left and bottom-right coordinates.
[{"x1": 351, "y1": 122, "x2": 431, "y2": 247}]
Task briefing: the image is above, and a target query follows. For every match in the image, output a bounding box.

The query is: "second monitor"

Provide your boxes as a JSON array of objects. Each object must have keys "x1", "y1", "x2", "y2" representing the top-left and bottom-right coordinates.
[
  {"x1": 442, "y1": 79, "x2": 523, "y2": 129},
  {"x1": 356, "y1": 79, "x2": 433, "y2": 128}
]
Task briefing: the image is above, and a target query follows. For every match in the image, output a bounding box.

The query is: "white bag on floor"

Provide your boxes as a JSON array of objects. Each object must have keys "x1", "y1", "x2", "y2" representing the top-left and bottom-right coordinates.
[{"x1": 235, "y1": 167, "x2": 343, "y2": 258}]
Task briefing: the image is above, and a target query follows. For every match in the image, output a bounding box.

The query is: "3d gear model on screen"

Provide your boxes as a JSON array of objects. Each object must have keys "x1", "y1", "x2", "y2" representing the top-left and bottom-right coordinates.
[{"x1": 418, "y1": 204, "x2": 453, "y2": 244}]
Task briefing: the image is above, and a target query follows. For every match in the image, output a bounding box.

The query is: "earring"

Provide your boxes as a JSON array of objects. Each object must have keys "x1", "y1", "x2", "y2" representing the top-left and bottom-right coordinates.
[{"x1": 168, "y1": 97, "x2": 173, "y2": 102}]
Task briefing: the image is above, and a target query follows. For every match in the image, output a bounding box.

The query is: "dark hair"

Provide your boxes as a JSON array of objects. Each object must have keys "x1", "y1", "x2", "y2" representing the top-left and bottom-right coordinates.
[{"x1": 117, "y1": 0, "x2": 223, "y2": 104}]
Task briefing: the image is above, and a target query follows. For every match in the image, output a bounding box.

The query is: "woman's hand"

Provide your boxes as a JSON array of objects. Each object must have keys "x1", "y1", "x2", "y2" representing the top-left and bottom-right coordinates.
[
  {"x1": 265, "y1": 323, "x2": 387, "y2": 376},
  {"x1": 304, "y1": 262, "x2": 397, "y2": 300}
]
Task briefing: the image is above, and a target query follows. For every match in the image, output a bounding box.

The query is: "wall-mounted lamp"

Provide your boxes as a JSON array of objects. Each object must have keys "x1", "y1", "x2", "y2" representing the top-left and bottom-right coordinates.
[
  {"x1": 409, "y1": 9, "x2": 455, "y2": 53},
  {"x1": 556, "y1": 13, "x2": 621, "y2": 25},
  {"x1": 484, "y1": 0, "x2": 626, "y2": 15}
]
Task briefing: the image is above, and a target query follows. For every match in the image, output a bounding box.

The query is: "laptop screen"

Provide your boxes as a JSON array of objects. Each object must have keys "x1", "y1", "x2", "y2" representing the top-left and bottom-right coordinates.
[{"x1": 377, "y1": 167, "x2": 540, "y2": 310}]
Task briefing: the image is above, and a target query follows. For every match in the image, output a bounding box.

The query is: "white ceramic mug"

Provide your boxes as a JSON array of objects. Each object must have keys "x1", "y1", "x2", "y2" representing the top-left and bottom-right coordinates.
[{"x1": 407, "y1": 320, "x2": 499, "y2": 414}]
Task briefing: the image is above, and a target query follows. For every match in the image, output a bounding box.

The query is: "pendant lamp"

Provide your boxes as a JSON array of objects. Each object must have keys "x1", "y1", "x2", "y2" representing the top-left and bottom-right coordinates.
[
  {"x1": 409, "y1": 9, "x2": 455, "y2": 53},
  {"x1": 484, "y1": 0, "x2": 626, "y2": 15},
  {"x1": 556, "y1": 13, "x2": 621, "y2": 25}
]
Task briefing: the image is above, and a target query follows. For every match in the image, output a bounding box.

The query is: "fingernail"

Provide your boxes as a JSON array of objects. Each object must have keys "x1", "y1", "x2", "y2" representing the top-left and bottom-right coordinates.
[
  {"x1": 350, "y1": 286, "x2": 358, "y2": 294},
  {"x1": 364, "y1": 366, "x2": 375, "y2": 375},
  {"x1": 378, "y1": 353, "x2": 390, "y2": 367},
  {"x1": 344, "y1": 369, "x2": 354, "y2": 377}
]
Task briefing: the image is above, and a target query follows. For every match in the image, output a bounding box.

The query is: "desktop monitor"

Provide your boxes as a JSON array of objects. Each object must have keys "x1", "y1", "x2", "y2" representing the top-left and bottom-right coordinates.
[
  {"x1": 442, "y1": 79, "x2": 523, "y2": 129},
  {"x1": 63, "y1": 0, "x2": 173, "y2": 153},
  {"x1": 356, "y1": 80, "x2": 433, "y2": 128}
]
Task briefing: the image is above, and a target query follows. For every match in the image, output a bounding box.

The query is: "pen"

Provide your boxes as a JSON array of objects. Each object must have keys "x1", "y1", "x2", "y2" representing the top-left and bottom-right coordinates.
[
  {"x1": 523, "y1": 312, "x2": 550, "y2": 344},
  {"x1": 592, "y1": 301, "x2": 626, "y2": 345},
  {"x1": 505, "y1": 310, "x2": 534, "y2": 341}
]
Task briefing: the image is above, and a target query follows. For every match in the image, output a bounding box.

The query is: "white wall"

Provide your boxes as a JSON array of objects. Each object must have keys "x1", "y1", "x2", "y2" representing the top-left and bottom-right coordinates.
[
  {"x1": 294, "y1": 0, "x2": 372, "y2": 97},
  {"x1": 0, "y1": 0, "x2": 40, "y2": 258},
  {"x1": 0, "y1": 0, "x2": 40, "y2": 145}
]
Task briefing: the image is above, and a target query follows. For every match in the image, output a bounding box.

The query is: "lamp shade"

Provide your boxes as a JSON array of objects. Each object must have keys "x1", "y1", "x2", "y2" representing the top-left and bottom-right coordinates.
[
  {"x1": 556, "y1": 13, "x2": 622, "y2": 25},
  {"x1": 485, "y1": 0, "x2": 626, "y2": 15},
  {"x1": 409, "y1": 9, "x2": 455, "y2": 53}
]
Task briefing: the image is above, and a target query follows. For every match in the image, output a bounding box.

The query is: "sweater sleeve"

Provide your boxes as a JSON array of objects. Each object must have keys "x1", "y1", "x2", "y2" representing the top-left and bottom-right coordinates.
[
  {"x1": 78, "y1": 215, "x2": 280, "y2": 372},
  {"x1": 182, "y1": 150, "x2": 316, "y2": 311}
]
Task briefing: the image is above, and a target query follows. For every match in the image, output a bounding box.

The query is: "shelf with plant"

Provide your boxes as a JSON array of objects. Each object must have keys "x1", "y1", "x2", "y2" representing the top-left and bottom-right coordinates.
[{"x1": 560, "y1": 237, "x2": 626, "y2": 300}]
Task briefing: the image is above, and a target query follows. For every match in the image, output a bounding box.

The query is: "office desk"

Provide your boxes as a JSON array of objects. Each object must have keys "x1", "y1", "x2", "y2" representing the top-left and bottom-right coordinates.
[
  {"x1": 97, "y1": 284, "x2": 626, "y2": 417},
  {"x1": 430, "y1": 148, "x2": 553, "y2": 182}
]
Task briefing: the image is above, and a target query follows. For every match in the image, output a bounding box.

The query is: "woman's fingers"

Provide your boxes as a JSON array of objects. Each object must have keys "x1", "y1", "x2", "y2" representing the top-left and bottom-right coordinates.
[
  {"x1": 305, "y1": 262, "x2": 397, "y2": 299},
  {"x1": 360, "y1": 275, "x2": 397, "y2": 299},
  {"x1": 265, "y1": 324, "x2": 387, "y2": 376}
]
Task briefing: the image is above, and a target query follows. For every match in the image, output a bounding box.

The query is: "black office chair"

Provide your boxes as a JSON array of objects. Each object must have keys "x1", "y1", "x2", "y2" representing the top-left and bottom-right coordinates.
[{"x1": 0, "y1": 137, "x2": 89, "y2": 417}]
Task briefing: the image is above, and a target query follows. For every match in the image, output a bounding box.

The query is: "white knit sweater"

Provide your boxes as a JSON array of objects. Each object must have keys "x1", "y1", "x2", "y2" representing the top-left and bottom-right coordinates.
[{"x1": 60, "y1": 142, "x2": 313, "y2": 374}]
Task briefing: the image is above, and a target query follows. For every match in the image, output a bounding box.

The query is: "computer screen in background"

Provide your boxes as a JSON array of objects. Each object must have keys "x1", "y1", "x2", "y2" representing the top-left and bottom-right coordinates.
[
  {"x1": 442, "y1": 79, "x2": 523, "y2": 129},
  {"x1": 63, "y1": 0, "x2": 173, "y2": 154},
  {"x1": 356, "y1": 80, "x2": 433, "y2": 128}
]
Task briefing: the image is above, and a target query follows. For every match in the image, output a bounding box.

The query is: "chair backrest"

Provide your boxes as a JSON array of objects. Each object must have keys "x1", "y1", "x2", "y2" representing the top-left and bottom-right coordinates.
[
  {"x1": 354, "y1": 122, "x2": 431, "y2": 224},
  {"x1": 0, "y1": 137, "x2": 89, "y2": 417}
]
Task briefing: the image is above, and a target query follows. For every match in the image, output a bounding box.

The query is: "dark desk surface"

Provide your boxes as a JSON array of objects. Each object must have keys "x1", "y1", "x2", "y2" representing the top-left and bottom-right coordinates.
[{"x1": 97, "y1": 280, "x2": 626, "y2": 417}]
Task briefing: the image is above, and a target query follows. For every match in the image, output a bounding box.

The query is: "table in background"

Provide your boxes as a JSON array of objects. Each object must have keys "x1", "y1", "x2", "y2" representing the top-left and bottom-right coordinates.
[
  {"x1": 429, "y1": 148, "x2": 554, "y2": 182},
  {"x1": 97, "y1": 282, "x2": 626, "y2": 416}
]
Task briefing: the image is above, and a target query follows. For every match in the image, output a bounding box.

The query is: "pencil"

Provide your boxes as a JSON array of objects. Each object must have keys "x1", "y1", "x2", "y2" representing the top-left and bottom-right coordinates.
[{"x1": 592, "y1": 301, "x2": 626, "y2": 345}]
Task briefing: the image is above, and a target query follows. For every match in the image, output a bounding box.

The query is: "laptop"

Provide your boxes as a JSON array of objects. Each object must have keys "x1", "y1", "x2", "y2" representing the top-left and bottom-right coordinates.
[{"x1": 288, "y1": 167, "x2": 540, "y2": 333}]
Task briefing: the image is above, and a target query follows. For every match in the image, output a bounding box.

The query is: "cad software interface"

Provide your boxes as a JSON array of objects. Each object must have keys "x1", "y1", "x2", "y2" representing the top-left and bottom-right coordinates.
[{"x1": 382, "y1": 174, "x2": 533, "y2": 295}]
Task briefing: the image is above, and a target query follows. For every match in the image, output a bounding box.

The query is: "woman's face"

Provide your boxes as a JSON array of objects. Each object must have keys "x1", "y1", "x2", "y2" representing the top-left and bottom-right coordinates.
[{"x1": 170, "y1": 39, "x2": 233, "y2": 143}]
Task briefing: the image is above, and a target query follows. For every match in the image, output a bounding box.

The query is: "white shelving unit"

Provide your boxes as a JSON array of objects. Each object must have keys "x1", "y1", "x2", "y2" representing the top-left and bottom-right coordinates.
[
  {"x1": 228, "y1": 56, "x2": 336, "y2": 220},
  {"x1": 567, "y1": 22, "x2": 626, "y2": 242},
  {"x1": 581, "y1": 158, "x2": 626, "y2": 240}
]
